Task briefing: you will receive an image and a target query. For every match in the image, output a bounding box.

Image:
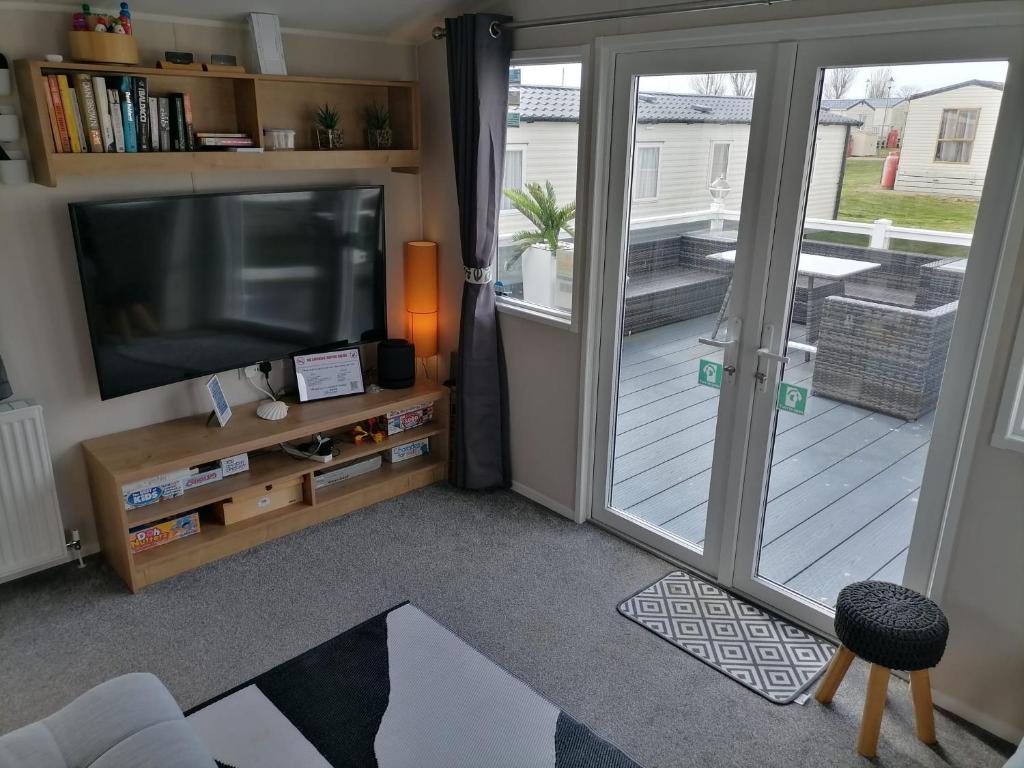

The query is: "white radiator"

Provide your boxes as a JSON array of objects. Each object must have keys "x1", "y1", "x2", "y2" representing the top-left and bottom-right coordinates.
[{"x1": 0, "y1": 401, "x2": 66, "y2": 581}]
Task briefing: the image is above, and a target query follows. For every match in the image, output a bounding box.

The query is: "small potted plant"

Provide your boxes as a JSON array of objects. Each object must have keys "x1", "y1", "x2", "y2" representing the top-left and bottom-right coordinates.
[
  {"x1": 364, "y1": 103, "x2": 392, "y2": 149},
  {"x1": 503, "y1": 181, "x2": 575, "y2": 308},
  {"x1": 313, "y1": 103, "x2": 343, "y2": 150}
]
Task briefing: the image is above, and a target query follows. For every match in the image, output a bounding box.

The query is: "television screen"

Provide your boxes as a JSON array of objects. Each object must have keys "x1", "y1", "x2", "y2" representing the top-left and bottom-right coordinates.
[{"x1": 70, "y1": 187, "x2": 386, "y2": 400}]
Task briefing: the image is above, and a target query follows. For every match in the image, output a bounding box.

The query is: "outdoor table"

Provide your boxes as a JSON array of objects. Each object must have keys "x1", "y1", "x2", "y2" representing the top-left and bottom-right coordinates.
[{"x1": 707, "y1": 249, "x2": 881, "y2": 352}]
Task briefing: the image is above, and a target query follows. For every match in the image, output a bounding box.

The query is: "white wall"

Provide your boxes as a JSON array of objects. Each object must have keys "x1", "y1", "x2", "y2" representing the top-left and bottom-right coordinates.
[
  {"x1": 0, "y1": 9, "x2": 421, "y2": 556},
  {"x1": 419, "y1": 0, "x2": 1024, "y2": 741},
  {"x1": 895, "y1": 84, "x2": 1003, "y2": 197}
]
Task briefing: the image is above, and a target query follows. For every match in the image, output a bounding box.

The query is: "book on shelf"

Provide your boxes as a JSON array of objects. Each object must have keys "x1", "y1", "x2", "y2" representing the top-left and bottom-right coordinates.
[
  {"x1": 148, "y1": 97, "x2": 159, "y2": 151},
  {"x1": 72, "y1": 74, "x2": 104, "y2": 153},
  {"x1": 56, "y1": 75, "x2": 82, "y2": 153},
  {"x1": 115, "y1": 77, "x2": 137, "y2": 153},
  {"x1": 92, "y1": 75, "x2": 116, "y2": 153},
  {"x1": 157, "y1": 97, "x2": 171, "y2": 152},
  {"x1": 44, "y1": 75, "x2": 71, "y2": 153},
  {"x1": 170, "y1": 94, "x2": 187, "y2": 151},
  {"x1": 68, "y1": 92, "x2": 87, "y2": 153},
  {"x1": 197, "y1": 137, "x2": 255, "y2": 147},
  {"x1": 182, "y1": 93, "x2": 195, "y2": 151},
  {"x1": 133, "y1": 77, "x2": 150, "y2": 152},
  {"x1": 107, "y1": 89, "x2": 126, "y2": 152}
]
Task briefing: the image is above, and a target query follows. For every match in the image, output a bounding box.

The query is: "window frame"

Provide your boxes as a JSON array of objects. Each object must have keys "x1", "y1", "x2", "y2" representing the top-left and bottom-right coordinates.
[
  {"x1": 933, "y1": 107, "x2": 981, "y2": 164},
  {"x1": 708, "y1": 140, "x2": 732, "y2": 186},
  {"x1": 632, "y1": 142, "x2": 662, "y2": 201},
  {"x1": 496, "y1": 46, "x2": 591, "y2": 332},
  {"x1": 500, "y1": 144, "x2": 527, "y2": 211}
]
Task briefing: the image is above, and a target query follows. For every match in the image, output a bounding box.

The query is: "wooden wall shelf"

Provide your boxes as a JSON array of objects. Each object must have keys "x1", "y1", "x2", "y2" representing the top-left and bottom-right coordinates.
[
  {"x1": 14, "y1": 59, "x2": 421, "y2": 186},
  {"x1": 83, "y1": 381, "x2": 448, "y2": 591}
]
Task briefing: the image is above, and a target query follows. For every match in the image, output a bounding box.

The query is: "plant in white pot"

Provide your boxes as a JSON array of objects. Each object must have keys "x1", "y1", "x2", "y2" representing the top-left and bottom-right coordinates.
[{"x1": 503, "y1": 181, "x2": 575, "y2": 308}]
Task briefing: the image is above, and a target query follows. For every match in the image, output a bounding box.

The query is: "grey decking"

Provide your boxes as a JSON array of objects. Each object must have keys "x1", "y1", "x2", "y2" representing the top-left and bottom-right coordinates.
[{"x1": 610, "y1": 314, "x2": 934, "y2": 609}]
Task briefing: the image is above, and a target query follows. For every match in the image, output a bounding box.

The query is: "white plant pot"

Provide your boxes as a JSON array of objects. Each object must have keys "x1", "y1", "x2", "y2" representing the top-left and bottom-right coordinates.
[{"x1": 521, "y1": 245, "x2": 556, "y2": 307}]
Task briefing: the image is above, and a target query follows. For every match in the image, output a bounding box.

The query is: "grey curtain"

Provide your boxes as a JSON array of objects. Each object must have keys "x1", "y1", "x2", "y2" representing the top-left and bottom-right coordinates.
[
  {"x1": 445, "y1": 14, "x2": 512, "y2": 490},
  {"x1": 0, "y1": 351, "x2": 10, "y2": 400}
]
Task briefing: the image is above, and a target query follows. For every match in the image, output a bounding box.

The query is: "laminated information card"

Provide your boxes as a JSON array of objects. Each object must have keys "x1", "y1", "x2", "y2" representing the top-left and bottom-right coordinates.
[{"x1": 294, "y1": 348, "x2": 365, "y2": 402}]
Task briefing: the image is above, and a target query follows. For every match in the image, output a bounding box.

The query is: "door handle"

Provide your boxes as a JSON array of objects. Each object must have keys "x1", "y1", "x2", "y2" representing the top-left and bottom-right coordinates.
[
  {"x1": 698, "y1": 336, "x2": 736, "y2": 348},
  {"x1": 755, "y1": 348, "x2": 790, "y2": 365}
]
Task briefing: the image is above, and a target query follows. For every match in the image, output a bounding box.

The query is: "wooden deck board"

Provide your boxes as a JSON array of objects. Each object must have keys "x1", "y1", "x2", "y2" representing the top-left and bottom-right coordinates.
[{"x1": 610, "y1": 318, "x2": 935, "y2": 608}]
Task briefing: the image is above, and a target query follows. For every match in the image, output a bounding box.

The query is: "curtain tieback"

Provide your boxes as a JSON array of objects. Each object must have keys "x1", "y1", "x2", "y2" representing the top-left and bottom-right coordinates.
[{"x1": 464, "y1": 265, "x2": 494, "y2": 284}]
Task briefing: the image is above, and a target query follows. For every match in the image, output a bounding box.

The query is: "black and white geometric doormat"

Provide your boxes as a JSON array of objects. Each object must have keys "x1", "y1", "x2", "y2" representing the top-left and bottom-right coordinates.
[
  {"x1": 186, "y1": 602, "x2": 643, "y2": 768},
  {"x1": 619, "y1": 571, "x2": 835, "y2": 704}
]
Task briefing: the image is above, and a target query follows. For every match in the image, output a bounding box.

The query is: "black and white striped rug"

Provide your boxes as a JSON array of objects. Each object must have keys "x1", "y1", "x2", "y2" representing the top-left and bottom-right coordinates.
[
  {"x1": 619, "y1": 571, "x2": 835, "y2": 704},
  {"x1": 187, "y1": 603, "x2": 643, "y2": 767}
]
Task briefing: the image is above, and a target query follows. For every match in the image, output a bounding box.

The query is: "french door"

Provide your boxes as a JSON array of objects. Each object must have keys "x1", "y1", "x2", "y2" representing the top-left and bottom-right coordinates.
[{"x1": 591, "y1": 16, "x2": 1024, "y2": 635}]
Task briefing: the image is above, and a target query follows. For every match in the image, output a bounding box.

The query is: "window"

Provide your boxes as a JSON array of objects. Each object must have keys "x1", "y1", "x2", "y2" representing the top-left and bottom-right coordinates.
[
  {"x1": 709, "y1": 141, "x2": 731, "y2": 185},
  {"x1": 633, "y1": 144, "x2": 661, "y2": 201},
  {"x1": 501, "y1": 147, "x2": 525, "y2": 210},
  {"x1": 497, "y1": 56, "x2": 585, "y2": 324},
  {"x1": 934, "y1": 108, "x2": 979, "y2": 163}
]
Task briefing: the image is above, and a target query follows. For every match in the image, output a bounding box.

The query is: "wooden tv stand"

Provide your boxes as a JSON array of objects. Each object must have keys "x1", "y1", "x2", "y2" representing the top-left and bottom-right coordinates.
[{"x1": 82, "y1": 381, "x2": 448, "y2": 592}]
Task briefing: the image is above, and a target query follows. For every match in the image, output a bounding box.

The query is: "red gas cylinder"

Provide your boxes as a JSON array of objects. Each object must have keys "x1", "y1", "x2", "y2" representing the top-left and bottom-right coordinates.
[
  {"x1": 886, "y1": 128, "x2": 899, "y2": 149},
  {"x1": 881, "y1": 150, "x2": 900, "y2": 189}
]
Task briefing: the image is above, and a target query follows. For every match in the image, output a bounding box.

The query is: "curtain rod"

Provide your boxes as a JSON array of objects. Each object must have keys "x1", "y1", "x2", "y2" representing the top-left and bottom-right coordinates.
[{"x1": 431, "y1": 0, "x2": 795, "y2": 39}]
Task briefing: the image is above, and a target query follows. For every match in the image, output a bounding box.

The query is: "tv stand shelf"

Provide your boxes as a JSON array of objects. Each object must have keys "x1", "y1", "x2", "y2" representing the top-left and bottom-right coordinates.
[
  {"x1": 83, "y1": 381, "x2": 447, "y2": 591},
  {"x1": 14, "y1": 59, "x2": 421, "y2": 186}
]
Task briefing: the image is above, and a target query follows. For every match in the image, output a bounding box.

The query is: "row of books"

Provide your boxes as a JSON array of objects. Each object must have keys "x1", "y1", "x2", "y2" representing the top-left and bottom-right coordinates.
[{"x1": 42, "y1": 73, "x2": 256, "y2": 154}]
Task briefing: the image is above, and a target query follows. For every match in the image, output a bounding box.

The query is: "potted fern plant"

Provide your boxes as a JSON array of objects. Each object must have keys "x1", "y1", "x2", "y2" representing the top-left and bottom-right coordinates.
[
  {"x1": 365, "y1": 103, "x2": 392, "y2": 149},
  {"x1": 313, "y1": 103, "x2": 342, "y2": 149},
  {"x1": 503, "y1": 181, "x2": 575, "y2": 308}
]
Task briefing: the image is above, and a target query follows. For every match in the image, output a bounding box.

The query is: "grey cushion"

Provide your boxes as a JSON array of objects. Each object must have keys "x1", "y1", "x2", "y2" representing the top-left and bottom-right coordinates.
[{"x1": 0, "y1": 673, "x2": 215, "y2": 768}]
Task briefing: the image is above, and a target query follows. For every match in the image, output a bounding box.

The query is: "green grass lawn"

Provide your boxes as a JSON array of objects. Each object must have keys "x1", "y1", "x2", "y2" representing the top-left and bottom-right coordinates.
[
  {"x1": 804, "y1": 157, "x2": 977, "y2": 258},
  {"x1": 836, "y1": 157, "x2": 979, "y2": 232}
]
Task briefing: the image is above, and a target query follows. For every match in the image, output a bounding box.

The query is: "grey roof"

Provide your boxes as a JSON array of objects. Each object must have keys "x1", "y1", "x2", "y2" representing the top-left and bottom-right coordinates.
[
  {"x1": 822, "y1": 97, "x2": 906, "y2": 111},
  {"x1": 515, "y1": 85, "x2": 861, "y2": 126},
  {"x1": 907, "y1": 79, "x2": 1004, "y2": 101}
]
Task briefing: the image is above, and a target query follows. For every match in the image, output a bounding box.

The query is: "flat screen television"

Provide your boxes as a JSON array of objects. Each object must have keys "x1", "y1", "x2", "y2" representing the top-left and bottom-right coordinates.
[{"x1": 70, "y1": 186, "x2": 386, "y2": 400}]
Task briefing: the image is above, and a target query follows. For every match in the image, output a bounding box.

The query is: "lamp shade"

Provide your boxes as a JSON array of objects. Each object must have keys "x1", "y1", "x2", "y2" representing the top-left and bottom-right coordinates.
[
  {"x1": 404, "y1": 241, "x2": 438, "y2": 314},
  {"x1": 409, "y1": 311, "x2": 438, "y2": 359}
]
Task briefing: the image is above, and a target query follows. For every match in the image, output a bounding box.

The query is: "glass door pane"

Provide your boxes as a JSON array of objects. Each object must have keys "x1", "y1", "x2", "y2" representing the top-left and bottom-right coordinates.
[
  {"x1": 752, "y1": 61, "x2": 1008, "y2": 608},
  {"x1": 608, "y1": 71, "x2": 760, "y2": 553}
]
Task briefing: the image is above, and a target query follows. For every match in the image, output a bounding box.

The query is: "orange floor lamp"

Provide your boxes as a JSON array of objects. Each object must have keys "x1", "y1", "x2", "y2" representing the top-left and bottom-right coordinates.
[{"x1": 404, "y1": 241, "x2": 439, "y2": 369}]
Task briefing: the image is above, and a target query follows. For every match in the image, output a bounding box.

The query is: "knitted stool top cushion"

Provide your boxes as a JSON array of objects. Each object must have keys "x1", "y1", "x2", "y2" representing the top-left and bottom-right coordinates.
[{"x1": 834, "y1": 581, "x2": 949, "y2": 671}]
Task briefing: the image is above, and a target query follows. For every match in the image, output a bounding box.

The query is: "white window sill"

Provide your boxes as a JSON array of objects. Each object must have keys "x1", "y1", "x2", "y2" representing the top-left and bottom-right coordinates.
[{"x1": 496, "y1": 296, "x2": 576, "y2": 331}]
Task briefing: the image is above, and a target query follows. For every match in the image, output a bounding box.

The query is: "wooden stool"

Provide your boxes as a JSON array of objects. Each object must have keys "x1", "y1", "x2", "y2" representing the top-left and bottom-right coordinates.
[{"x1": 815, "y1": 581, "x2": 949, "y2": 758}]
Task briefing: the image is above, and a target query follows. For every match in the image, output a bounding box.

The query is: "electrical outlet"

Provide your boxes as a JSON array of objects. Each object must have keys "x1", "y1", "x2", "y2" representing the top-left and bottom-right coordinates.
[{"x1": 239, "y1": 365, "x2": 260, "y2": 381}]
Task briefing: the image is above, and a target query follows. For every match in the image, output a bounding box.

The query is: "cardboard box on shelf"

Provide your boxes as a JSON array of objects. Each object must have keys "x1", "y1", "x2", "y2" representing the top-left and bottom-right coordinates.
[
  {"x1": 128, "y1": 512, "x2": 200, "y2": 553},
  {"x1": 218, "y1": 453, "x2": 250, "y2": 477},
  {"x1": 185, "y1": 463, "x2": 224, "y2": 492},
  {"x1": 384, "y1": 438, "x2": 430, "y2": 463},
  {"x1": 384, "y1": 403, "x2": 433, "y2": 435},
  {"x1": 314, "y1": 455, "x2": 382, "y2": 490},
  {"x1": 121, "y1": 469, "x2": 190, "y2": 510}
]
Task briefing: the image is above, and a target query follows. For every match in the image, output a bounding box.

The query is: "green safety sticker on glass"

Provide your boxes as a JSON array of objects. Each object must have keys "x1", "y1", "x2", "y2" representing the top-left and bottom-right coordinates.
[
  {"x1": 697, "y1": 358, "x2": 724, "y2": 389},
  {"x1": 777, "y1": 382, "x2": 808, "y2": 415}
]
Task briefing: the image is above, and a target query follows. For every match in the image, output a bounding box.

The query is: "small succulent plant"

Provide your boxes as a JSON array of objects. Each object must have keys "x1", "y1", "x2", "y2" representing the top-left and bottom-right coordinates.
[
  {"x1": 364, "y1": 103, "x2": 391, "y2": 131},
  {"x1": 314, "y1": 103, "x2": 340, "y2": 131}
]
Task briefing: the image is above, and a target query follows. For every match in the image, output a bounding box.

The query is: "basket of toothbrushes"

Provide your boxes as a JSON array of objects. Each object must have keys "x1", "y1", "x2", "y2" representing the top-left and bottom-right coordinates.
[{"x1": 68, "y1": 3, "x2": 139, "y2": 64}]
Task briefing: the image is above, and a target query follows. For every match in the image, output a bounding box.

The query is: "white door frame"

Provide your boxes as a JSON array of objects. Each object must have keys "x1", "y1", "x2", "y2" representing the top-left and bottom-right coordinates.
[
  {"x1": 589, "y1": 41, "x2": 790, "y2": 578},
  {"x1": 728, "y1": 25, "x2": 1024, "y2": 635},
  {"x1": 578, "y1": 1, "x2": 1024, "y2": 631}
]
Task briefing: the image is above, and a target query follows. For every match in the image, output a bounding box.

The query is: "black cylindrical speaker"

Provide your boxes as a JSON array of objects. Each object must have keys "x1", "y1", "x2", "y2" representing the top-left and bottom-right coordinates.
[{"x1": 378, "y1": 338, "x2": 416, "y2": 389}]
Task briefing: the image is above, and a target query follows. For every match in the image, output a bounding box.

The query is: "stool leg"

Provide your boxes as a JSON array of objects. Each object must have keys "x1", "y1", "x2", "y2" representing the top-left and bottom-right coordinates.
[
  {"x1": 815, "y1": 645, "x2": 855, "y2": 704},
  {"x1": 857, "y1": 664, "x2": 891, "y2": 758},
  {"x1": 910, "y1": 669, "x2": 937, "y2": 744}
]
